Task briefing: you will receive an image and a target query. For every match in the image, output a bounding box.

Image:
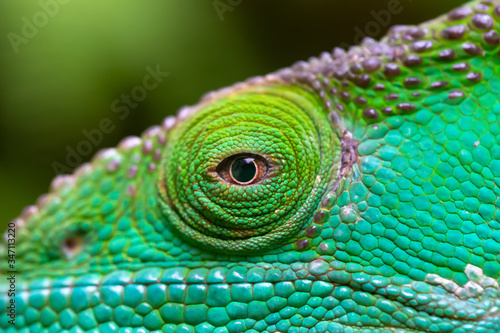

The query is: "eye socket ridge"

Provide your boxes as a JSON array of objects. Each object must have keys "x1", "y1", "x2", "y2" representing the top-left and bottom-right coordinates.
[{"x1": 216, "y1": 153, "x2": 269, "y2": 186}]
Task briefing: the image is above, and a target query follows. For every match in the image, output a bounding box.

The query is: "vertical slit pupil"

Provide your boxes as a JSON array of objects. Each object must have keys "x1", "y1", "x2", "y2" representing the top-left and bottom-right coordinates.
[{"x1": 231, "y1": 157, "x2": 257, "y2": 183}]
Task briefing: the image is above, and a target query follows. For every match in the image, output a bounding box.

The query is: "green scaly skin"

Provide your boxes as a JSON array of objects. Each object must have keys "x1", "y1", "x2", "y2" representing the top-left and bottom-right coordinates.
[{"x1": 2, "y1": 1, "x2": 500, "y2": 332}]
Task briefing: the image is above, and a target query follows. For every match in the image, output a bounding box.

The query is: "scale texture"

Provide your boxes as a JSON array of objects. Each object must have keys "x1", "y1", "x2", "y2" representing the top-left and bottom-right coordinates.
[{"x1": 2, "y1": 0, "x2": 500, "y2": 332}]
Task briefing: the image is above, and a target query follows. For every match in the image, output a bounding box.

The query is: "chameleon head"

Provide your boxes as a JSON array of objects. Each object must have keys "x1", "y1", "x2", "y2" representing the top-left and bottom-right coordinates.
[
  {"x1": 3, "y1": 1, "x2": 500, "y2": 332},
  {"x1": 158, "y1": 85, "x2": 338, "y2": 252}
]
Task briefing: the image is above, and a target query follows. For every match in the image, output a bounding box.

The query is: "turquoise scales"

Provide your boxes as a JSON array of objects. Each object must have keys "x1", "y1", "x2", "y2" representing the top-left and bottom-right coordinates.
[{"x1": 2, "y1": 0, "x2": 500, "y2": 332}]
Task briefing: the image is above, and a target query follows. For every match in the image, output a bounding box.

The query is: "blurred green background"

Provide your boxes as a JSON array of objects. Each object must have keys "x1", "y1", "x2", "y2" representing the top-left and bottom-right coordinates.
[{"x1": 0, "y1": 0, "x2": 466, "y2": 229}]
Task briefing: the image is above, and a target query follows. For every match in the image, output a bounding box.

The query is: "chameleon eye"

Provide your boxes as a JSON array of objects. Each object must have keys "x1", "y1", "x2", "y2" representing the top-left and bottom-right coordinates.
[
  {"x1": 216, "y1": 154, "x2": 268, "y2": 185},
  {"x1": 159, "y1": 86, "x2": 338, "y2": 252}
]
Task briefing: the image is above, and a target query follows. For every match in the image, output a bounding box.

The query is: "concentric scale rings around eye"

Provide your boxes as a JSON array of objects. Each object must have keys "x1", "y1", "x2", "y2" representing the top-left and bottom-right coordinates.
[{"x1": 159, "y1": 85, "x2": 339, "y2": 252}]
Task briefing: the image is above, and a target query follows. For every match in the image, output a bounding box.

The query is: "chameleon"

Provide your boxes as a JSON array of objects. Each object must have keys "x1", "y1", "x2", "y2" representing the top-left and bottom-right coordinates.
[{"x1": 2, "y1": 0, "x2": 500, "y2": 332}]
